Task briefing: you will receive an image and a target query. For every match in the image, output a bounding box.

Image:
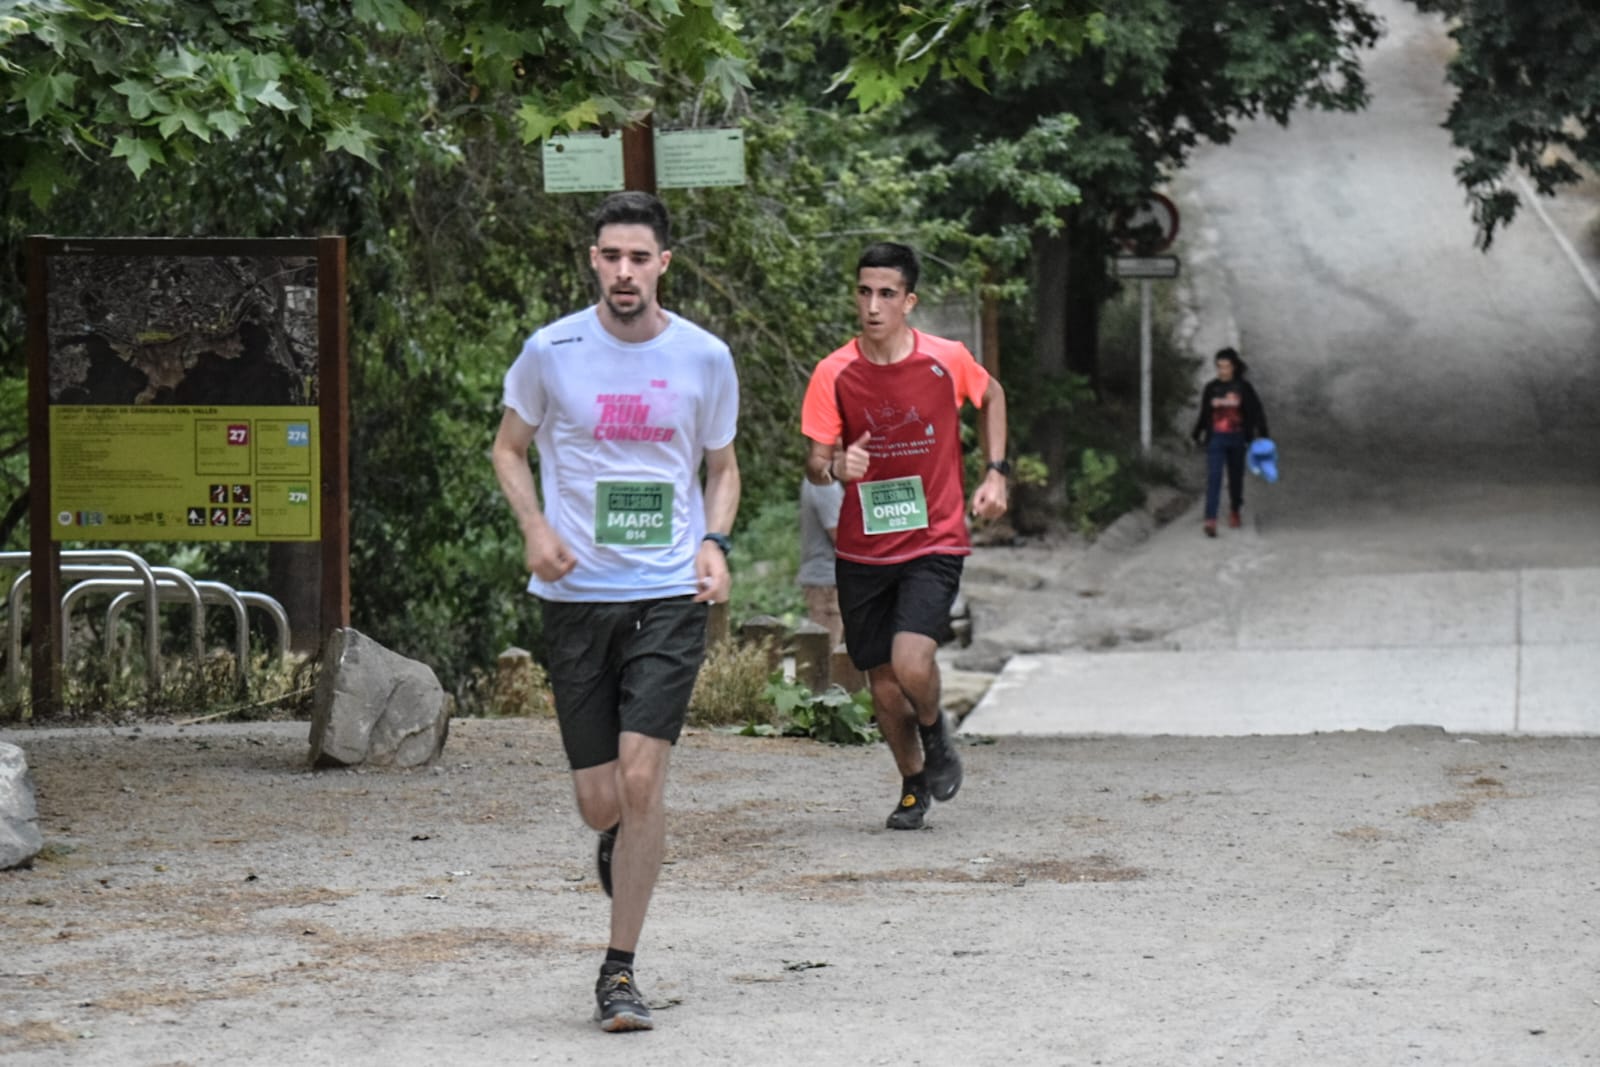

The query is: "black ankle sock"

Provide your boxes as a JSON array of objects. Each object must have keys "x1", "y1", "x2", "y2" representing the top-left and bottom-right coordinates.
[
  {"x1": 601, "y1": 822, "x2": 620, "y2": 839},
  {"x1": 902, "y1": 771, "x2": 928, "y2": 793},
  {"x1": 605, "y1": 948, "x2": 635, "y2": 970}
]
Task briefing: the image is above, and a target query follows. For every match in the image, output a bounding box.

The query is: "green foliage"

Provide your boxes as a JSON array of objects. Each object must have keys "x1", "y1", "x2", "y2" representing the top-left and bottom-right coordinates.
[
  {"x1": 728, "y1": 497, "x2": 805, "y2": 629},
  {"x1": 1411, "y1": 0, "x2": 1600, "y2": 247},
  {"x1": 1069, "y1": 448, "x2": 1144, "y2": 536},
  {"x1": 1012, "y1": 454, "x2": 1050, "y2": 490},
  {"x1": 745, "y1": 674, "x2": 879, "y2": 745},
  {"x1": 814, "y1": 1, "x2": 1104, "y2": 110},
  {"x1": 0, "y1": 0, "x2": 752, "y2": 205}
]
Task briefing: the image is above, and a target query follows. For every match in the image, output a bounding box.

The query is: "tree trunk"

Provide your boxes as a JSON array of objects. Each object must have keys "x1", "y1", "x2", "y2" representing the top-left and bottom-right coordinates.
[
  {"x1": 0, "y1": 488, "x2": 28, "y2": 549},
  {"x1": 1027, "y1": 212, "x2": 1114, "y2": 523},
  {"x1": 268, "y1": 541, "x2": 323, "y2": 654},
  {"x1": 1063, "y1": 210, "x2": 1109, "y2": 391},
  {"x1": 1032, "y1": 231, "x2": 1070, "y2": 378}
]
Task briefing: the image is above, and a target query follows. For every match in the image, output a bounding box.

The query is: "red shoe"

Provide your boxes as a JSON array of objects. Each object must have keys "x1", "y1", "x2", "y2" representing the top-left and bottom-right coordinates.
[
  {"x1": 1203, "y1": 519, "x2": 1217, "y2": 538},
  {"x1": 1228, "y1": 510, "x2": 1241, "y2": 528}
]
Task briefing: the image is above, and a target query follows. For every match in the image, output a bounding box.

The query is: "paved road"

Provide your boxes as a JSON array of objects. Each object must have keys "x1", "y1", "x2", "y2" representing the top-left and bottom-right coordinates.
[{"x1": 964, "y1": 0, "x2": 1600, "y2": 739}]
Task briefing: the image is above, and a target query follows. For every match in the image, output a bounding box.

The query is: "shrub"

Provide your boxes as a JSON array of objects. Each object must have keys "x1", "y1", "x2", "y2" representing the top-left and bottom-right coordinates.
[{"x1": 688, "y1": 638, "x2": 780, "y2": 728}]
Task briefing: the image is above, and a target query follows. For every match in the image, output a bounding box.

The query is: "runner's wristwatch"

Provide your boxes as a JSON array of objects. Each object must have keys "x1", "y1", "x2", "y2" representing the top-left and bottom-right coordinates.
[
  {"x1": 702, "y1": 532, "x2": 732, "y2": 556},
  {"x1": 986, "y1": 459, "x2": 1012, "y2": 477}
]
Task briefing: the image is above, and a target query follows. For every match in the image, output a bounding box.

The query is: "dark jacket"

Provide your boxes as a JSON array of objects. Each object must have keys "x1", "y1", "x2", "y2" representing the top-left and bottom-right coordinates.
[{"x1": 1191, "y1": 379, "x2": 1269, "y2": 445}]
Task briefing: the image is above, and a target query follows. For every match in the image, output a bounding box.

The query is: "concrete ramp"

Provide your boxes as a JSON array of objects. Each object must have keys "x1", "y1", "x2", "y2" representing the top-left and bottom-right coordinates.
[{"x1": 961, "y1": 568, "x2": 1600, "y2": 736}]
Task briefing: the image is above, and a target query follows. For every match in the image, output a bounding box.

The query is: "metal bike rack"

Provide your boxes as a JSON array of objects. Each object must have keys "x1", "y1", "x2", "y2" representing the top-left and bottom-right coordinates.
[
  {"x1": 62, "y1": 565, "x2": 206, "y2": 669},
  {"x1": 105, "y1": 579, "x2": 260, "y2": 689},
  {"x1": 4, "y1": 550, "x2": 162, "y2": 691},
  {"x1": 236, "y1": 592, "x2": 291, "y2": 663},
  {"x1": 3, "y1": 549, "x2": 293, "y2": 694}
]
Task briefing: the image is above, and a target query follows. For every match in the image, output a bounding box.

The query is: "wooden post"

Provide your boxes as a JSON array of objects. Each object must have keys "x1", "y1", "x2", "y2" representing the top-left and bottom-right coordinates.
[
  {"x1": 829, "y1": 645, "x2": 866, "y2": 695},
  {"x1": 24, "y1": 237, "x2": 59, "y2": 717},
  {"x1": 737, "y1": 615, "x2": 787, "y2": 674},
  {"x1": 317, "y1": 236, "x2": 351, "y2": 641},
  {"x1": 791, "y1": 621, "x2": 831, "y2": 692},
  {"x1": 982, "y1": 265, "x2": 1002, "y2": 378},
  {"x1": 622, "y1": 114, "x2": 656, "y2": 195},
  {"x1": 706, "y1": 601, "x2": 730, "y2": 645}
]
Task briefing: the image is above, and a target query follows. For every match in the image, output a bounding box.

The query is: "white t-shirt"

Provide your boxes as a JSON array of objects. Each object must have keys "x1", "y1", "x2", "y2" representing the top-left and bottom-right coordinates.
[{"x1": 501, "y1": 306, "x2": 739, "y2": 602}]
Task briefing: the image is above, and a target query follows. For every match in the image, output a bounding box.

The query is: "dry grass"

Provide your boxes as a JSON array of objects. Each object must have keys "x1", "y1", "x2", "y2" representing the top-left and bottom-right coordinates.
[
  {"x1": 490, "y1": 655, "x2": 555, "y2": 718},
  {"x1": 0, "y1": 1020, "x2": 75, "y2": 1048},
  {"x1": 688, "y1": 637, "x2": 778, "y2": 728},
  {"x1": 791, "y1": 854, "x2": 1143, "y2": 889},
  {"x1": 1335, "y1": 825, "x2": 1387, "y2": 841}
]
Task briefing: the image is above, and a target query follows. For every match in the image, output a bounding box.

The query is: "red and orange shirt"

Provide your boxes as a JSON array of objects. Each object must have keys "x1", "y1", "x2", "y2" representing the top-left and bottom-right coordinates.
[
  {"x1": 801, "y1": 331, "x2": 990, "y2": 565},
  {"x1": 1209, "y1": 384, "x2": 1244, "y2": 435}
]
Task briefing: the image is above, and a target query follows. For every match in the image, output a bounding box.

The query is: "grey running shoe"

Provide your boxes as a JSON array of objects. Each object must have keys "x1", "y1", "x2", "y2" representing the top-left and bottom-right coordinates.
[
  {"x1": 595, "y1": 964, "x2": 654, "y2": 1032},
  {"x1": 886, "y1": 779, "x2": 931, "y2": 830},
  {"x1": 597, "y1": 824, "x2": 618, "y2": 898},
  {"x1": 919, "y1": 713, "x2": 963, "y2": 802}
]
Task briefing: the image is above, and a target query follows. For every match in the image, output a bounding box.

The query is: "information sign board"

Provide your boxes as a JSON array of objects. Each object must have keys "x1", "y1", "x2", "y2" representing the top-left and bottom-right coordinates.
[
  {"x1": 49, "y1": 405, "x2": 320, "y2": 541},
  {"x1": 655, "y1": 128, "x2": 746, "y2": 189},
  {"x1": 543, "y1": 133, "x2": 625, "y2": 193},
  {"x1": 1112, "y1": 255, "x2": 1181, "y2": 279}
]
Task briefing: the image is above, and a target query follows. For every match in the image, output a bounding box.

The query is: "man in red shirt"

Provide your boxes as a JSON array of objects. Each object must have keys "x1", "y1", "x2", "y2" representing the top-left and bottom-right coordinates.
[{"x1": 801, "y1": 242, "x2": 1009, "y2": 829}]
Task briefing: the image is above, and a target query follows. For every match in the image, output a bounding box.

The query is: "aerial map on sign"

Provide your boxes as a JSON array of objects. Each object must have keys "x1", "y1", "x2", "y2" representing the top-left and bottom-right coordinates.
[
  {"x1": 45, "y1": 251, "x2": 323, "y2": 542},
  {"x1": 47, "y1": 254, "x2": 319, "y2": 406}
]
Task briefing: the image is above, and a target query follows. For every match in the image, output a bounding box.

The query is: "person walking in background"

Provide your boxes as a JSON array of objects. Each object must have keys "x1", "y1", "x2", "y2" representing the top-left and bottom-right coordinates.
[
  {"x1": 491, "y1": 191, "x2": 740, "y2": 1032},
  {"x1": 801, "y1": 241, "x2": 1009, "y2": 831},
  {"x1": 798, "y1": 476, "x2": 846, "y2": 647},
  {"x1": 1190, "y1": 346, "x2": 1270, "y2": 537}
]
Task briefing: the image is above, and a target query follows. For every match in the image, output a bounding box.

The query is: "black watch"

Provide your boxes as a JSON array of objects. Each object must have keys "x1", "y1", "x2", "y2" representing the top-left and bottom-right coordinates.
[
  {"x1": 702, "y1": 532, "x2": 732, "y2": 556},
  {"x1": 986, "y1": 459, "x2": 1012, "y2": 477}
]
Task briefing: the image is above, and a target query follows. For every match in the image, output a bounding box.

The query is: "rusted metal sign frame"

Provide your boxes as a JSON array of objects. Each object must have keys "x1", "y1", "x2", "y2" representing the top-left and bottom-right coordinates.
[{"x1": 23, "y1": 235, "x2": 348, "y2": 715}]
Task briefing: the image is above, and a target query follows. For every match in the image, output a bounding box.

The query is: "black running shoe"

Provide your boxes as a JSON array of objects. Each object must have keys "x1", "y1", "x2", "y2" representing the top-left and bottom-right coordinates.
[
  {"x1": 595, "y1": 964, "x2": 654, "y2": 1032},
  {"x1": 919, "y1": 713, "x2": 963, "y2": 802},
  {"x1": 597, "y1": 824, "x2": 618, "y2": 898},
  {"x1": 885, "y1": 779, "x2": 931, "y2": 830}
]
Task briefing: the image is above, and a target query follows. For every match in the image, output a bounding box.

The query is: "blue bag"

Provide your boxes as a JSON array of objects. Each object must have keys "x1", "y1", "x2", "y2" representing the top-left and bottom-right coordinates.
[{"x1": 1247, "y1": 438, "x2": 1279, "y2": 483}]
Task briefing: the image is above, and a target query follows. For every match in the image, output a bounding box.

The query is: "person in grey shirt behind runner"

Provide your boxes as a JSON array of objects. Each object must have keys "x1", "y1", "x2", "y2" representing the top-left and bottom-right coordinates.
[
  {"x1": 491, "y1": 191, "x2": 740, "y2": 1032},
  {"x1": 798, "y1": 476, "x2": 846, "y2": 647}
]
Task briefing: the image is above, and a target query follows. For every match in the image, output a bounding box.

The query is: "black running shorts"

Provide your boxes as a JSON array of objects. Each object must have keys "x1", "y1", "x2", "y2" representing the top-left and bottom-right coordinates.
[
  {"x1": 835, "y1": 553, "x2": 964, "y2": 672},
  {"x1": 540, "y1": 596, "x2": 709, "y2": 770}
]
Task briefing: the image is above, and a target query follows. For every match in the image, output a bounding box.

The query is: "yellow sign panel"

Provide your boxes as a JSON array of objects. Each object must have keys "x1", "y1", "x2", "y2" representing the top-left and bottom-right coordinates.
[{"x1": 49, "y1": 405, "x2": 320, "y2": 542}]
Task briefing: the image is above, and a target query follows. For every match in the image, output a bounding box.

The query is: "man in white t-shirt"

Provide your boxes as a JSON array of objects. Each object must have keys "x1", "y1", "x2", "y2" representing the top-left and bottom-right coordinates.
[{"x1": 491, "y1": 191, "x2": 740, "y2": 1033}]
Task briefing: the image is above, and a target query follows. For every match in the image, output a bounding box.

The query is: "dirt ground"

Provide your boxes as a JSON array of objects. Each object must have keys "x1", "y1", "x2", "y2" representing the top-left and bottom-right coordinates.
[{"x1": 3, "y1": 715, "x2": 1598, "y2": 1066}]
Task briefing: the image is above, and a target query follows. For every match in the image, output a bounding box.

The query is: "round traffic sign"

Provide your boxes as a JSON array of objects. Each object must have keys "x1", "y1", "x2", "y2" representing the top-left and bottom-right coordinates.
[{"x1": 1115, "y1": 192, "x2": 1180, "y2": 253}]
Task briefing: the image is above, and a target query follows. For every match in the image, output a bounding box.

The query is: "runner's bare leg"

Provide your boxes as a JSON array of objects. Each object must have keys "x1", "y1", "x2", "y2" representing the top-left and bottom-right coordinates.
[{"x1": 572, "y1": 732, "x2": 671, "y2": 952}]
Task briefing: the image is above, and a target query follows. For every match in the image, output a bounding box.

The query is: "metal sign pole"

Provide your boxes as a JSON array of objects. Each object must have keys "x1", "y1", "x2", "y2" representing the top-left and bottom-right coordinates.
[{"x1": 1139, "y1": 278, "x2": 1153, "y2": 455}]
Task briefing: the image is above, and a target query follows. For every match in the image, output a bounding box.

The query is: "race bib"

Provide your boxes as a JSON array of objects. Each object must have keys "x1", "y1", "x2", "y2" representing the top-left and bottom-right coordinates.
[
  {"x1": 858, "y1": 476, "x2": 929, "y2": 535},
  {"x1": 595, "y1": 481, "x2": 674, "y2": 547}
]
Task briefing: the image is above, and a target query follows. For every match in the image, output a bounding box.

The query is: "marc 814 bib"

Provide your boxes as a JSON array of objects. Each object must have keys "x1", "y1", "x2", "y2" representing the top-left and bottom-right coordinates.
[{"x1": 595, "y1": 481, "x2": 674, "y2": 547}]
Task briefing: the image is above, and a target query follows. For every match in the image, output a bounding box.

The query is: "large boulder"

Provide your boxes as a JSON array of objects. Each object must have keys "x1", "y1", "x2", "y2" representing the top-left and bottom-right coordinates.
[
  {"x1": 0, "y1": 742, "x2": 43, "y2": 869},
  {"x1": 309, "y1": 628, "x2": 449, "y2": 769}
]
